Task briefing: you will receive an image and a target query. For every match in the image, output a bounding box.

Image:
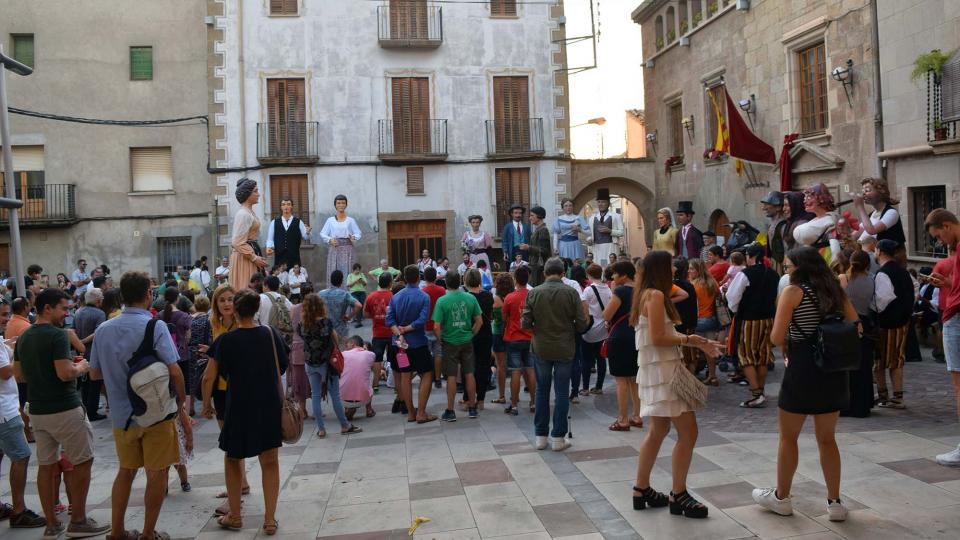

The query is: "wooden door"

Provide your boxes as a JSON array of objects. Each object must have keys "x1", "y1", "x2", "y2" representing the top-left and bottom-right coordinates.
[
  {"x1": 494, "y1": 168, "x2": 530, "y2": 234},
  {"x1": 389, "y1": 0, "x2": 428, "y2": 40},
  {"x1": 0, "y1": 243, "x2": 9, "y2": 276},
  {"x1": 709, "y1": 209, "x2": 729, "y2": 246},
  {"x1": 269, "y1": 174, "x2": 310, "y2": 226},
  {"x1": 267, "y1": 79, "x2": 306, "y2": 156},
  {"x1": 391, "y1": 77, "x2": 431, "y2": 154},
  {"x1": 0, "y1": 171, "x2": 45, "y2": 220},
  {"x1": 387, "y1": 219, "x2": 445, "y2": 270},
  {"x1": 493, "y1": 76, "x2": 530, "y2": 152}
]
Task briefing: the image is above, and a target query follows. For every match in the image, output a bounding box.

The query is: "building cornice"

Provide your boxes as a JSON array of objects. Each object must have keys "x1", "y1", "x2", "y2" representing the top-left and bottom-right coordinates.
[{"x1": 631, "y1": 0, "x2": 669, "y2": 24}]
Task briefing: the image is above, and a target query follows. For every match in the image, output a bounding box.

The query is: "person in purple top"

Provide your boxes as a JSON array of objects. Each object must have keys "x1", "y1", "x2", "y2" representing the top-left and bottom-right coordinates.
[{"x1": 386, "y1": 265, "x2": 437, "y2": 423}]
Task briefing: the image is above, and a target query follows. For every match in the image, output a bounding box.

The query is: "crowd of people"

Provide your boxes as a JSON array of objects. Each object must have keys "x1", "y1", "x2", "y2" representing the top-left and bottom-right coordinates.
[{"x1": 2, "y1": 176, "x2": 960, "y2": 537}]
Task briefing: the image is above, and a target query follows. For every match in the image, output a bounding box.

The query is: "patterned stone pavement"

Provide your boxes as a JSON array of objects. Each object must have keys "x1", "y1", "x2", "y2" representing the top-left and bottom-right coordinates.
[{"x1": 1, "y1": 341, "x2": 958, "y2": 539}]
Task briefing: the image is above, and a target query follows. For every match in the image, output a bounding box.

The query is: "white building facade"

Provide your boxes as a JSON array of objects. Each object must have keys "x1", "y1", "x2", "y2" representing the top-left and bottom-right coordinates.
[{"x1": 211, "y1": 0, "x2": 571, "y2": 279}]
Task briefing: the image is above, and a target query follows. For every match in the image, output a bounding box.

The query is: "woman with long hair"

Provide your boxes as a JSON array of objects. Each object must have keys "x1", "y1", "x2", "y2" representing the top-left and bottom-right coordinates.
[
  {"x1": 289, "y1": 284, "x2": 314, "y2": 417},
  {"x1": 652, "y1": 208, "x2": 678, "y2": 256},
  {"x1": 202, "y1": 289, "x2": 285, "y2": 535},
  {"x1": 490, "y1": 273, "x2": 515, "y2": 404},
  {"x1": 783, "y1": 191, "x2": 815, "y2": 252},
  {"x1": 841, "y1": 250, "x2": 876, "y2": 418},
  {"x1": 101, "y1": 288, "x2": 123, "y2": 319},
  {"x1": 631, "y1": 251, "x2": 721, "y2": 519},
  {"x1": 161, "y1": 287, "x2": 193, "y2": 408},
  {"x1": 753, "y1": 247, "x2": 858, "y2": 522},
  {"x1": 603, "y1": 260, "x2": 643, "y2": 431},
  {"x1": 300, "y1": 293, "x2": 360, "y2": 437},
  {"x1": 688, "y1": 259, "x2": 720, "y2": 386}
]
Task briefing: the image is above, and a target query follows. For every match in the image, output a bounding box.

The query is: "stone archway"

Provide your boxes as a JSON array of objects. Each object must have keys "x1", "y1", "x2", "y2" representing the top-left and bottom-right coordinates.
[{"x1": 572, "y1": 177, "x2": 655, "y2": 260}]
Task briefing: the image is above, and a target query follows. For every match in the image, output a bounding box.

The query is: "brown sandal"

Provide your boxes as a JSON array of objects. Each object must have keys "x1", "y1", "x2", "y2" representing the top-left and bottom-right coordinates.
[
  {"x1": 217, "y1": 514, "x2": 243, "y2": 530},
  {"x1": 629, "y1": 418, "x2": 643, "y2": 428},
  {"x1": 609, "y1": 422, "x2": 631, "y2": 431},
  {"x1": 262, "y1": 519, "x2": 279, "y2": 536},
  {"x1": 417, "y1": 414, "x2": 438, "y2": 424}
]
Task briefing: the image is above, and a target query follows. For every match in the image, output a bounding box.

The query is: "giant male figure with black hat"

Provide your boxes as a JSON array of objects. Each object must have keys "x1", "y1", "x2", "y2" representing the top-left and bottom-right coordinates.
[
  {"x1": 528, "y1": 206, "x2": 552, "y2": 286},
  {"x1": 501, "y1": 204, "x2": 532, "y2": 264},
  {"x1": 591, "y1": 189, "x2": 623, "y2": 267},
  {"x1": 266, "y1": 198, "x2": 311, "y2": 268},
  {"x1": 760, "y1": 191, "x2": 787, "y2": 273},
  {"x1": 674, "y1": 201, "x2": 704, "y2": 260}
]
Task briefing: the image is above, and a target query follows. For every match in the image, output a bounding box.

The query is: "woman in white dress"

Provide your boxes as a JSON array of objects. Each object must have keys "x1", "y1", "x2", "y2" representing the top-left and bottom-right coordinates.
[
  {"x1": 792, "y1": 183, "x2": 841, "y2": 265},
  {"x1": 320, "y1": 194, "x2": 361, "y2": 287},
  {"x1": 553, "y1": 198, "x2": 590, "y2": 260},
  {"x1": 461, "y1": 215, "x2": 493, "y2": 269},
  {"x1": 630, "y1": 251, "x2": 721, "y2": 519}
]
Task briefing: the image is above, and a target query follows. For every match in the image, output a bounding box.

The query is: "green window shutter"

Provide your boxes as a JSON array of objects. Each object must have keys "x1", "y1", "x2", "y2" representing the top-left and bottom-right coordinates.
[
  {"x1": 12, "y1": 35, "x2": 34, "y2": 68},
  {"x1": 130, "y1": 46, "x2": 153, "y2": 81}
]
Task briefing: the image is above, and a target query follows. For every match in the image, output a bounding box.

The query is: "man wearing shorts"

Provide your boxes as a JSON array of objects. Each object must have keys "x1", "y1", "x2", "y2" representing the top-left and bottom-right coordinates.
[
  {"x1": 432, "y1": 272, "x2": 482, "y2": 421},
  {"x1": 364, "y1": 272, "x2": 394, "y2": 400},
  {"x1": 502, "y1": 267, "x2": 536, "y2": 415},
  {"x1": 386, "y1": 265, "x2": 437, "y2": 423},
  {"x1": 0, "y1": 297, "x2": 46, "y2": 529},
  {"x1": 90, "y1": 271, "x2": 186, "y2": 540},
  {"x1": 926, "y1": 210, "x2": 960, "y2": 467},
  {"x1": 14, "y1": 288, "x2": 109, "y2": 538},
  {"x1": 422, "y1": 267, "x2": 446, "y2": 389}
]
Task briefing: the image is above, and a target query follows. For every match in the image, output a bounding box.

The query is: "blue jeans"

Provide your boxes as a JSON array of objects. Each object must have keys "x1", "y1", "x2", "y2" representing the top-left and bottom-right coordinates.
[
  {"x1": 568, "y1": 337, "x2": 583, "y2": 398},
  {"x1": 305, "y1": 363, "x2": 349, "y2": 431},
  {"x1": 350, "y1": 292, "x2": 366, "y2": 323},
  {"x1": 533, "y1": 354, "x2": 572, "y2": 438},
  {"x1": 945, "y1": 316, "x2": 960, "y2": 373}
]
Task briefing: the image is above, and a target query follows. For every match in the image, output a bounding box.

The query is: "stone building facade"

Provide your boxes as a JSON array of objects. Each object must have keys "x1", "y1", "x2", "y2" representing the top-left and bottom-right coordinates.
[
  {"x1": 1, "y1": 0, "x2": 214, "y2": 280},
  {"x1": 209, "y1": 0, "x2": 570, "y2": 279},
  {"x1": 876, "y1": 0, "x2": 960, "y2": 263},
  {"x1": 633, "y1": 0, "x2": 881, "y2": 240}
]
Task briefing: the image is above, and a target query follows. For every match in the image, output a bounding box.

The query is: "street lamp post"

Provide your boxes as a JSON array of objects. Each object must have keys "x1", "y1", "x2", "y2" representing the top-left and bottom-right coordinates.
[{"x1": 0, "y1": 45, "x2": 33, "y2": 299}]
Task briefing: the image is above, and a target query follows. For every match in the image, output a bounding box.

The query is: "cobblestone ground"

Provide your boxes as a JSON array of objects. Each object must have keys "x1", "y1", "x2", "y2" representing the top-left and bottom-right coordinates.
[{"x1": 2, "y1": 330, "x2": 958, "y2": 539}]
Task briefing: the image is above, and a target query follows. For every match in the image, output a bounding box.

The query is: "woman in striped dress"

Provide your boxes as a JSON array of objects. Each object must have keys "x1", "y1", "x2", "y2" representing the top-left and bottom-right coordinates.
[{"x1": 320, "y1": 194, "x2": 361, "y2": 287}]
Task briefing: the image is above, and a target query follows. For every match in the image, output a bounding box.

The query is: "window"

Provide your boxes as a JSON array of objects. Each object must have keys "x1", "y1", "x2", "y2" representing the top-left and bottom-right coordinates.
[
  {"x1": 406, "y1": 167, "x2": 425, "y2": 195},
  {"x1": 130, "y1": 46, "x2": 153, "y2": 81},
  {"x1": 266, "y1": 78, "x2": 307, "y2": 156},
  {"x1": 269, "y1": 0, "x2": 298, "y2": 15},
  {"x1": 705, "y1": 85, "x2": 727, "y2": 153},
  {"x1": 130, "y1": 147, "x2": 173, "y2": 192},
  {"x1": 391, "y1": 77, "x2": 431, "y2": 154},
  {"x1": 797, "y1": 42, "x2": 827, "y2": 134},
  {"x1": 387, "y1": 220, "x2": 445, "y2": 270},
  {"x1": 389, "y1": 0, "x2": 428, "y2": 39},
  {"x1": 669, "y1": 102, "x2": 684, "y2": 157},
  {"x1": 158, "y1": 237, "x2": 191, "y2": 278},
  {"x1": 269, "y1": 174, "x2": 310, "y2": 225},
  {"x1": 493, "y1": 76, "x2": 530, "y2": 152},
  {"x1": 0, "y1": 145, "x2": 45, "y2": 200},
  {"x1": 491, "y1": 0, "x2": 517, "y2": 17},
  {"x1": 494, "y1": 167, "x2": 530, "y2": 234},
  {"x1": 911, "y1": 186, "x2": 948, "y2": 258},
  {"x1": 11, "y1": 34, "x2": 34, "y2": 68}
]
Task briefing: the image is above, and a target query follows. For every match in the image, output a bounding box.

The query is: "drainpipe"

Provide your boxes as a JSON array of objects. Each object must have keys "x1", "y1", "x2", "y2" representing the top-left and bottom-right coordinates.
[
  {"x1": 870, "y1": 0, "x2": 885, "y2": 178},
  {"x1": 238, "y1": 0, "x2": 247, "y2": 166}
]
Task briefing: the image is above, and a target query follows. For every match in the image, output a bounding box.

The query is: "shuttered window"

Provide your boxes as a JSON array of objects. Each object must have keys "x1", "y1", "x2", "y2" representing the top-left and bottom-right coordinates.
[
  {"x1": 269, "y1": 0, "x2": 298, "y2": 15},
  {"x1": 12, "y1": 34, "x2": 34, "y2": 68},
  {"x1": 269, "y1": 174, "x2": 310, "y2": 225},
  {"x1": 491, "y1": 0, "x2": 518, "y2": 17},
  {"x1": 493, "y1": 76, "x2": 530, "y2": 152},
  {"x1": 797, "y1": 42, "x2": 827, "y2": 134},
  {"x1": 130, "y1": 46, "x2": 153, "y2": 81},
  {"x1": 942, "y1": 55, "x2": 960, "y2": 122},
  {"x1": 130, "y1": 147, "x2": 173, "y2": 192},
  {"x1": 0, "y1": 145, "x2": 44, "y2": 171},
  {"x1": 494, "y1": 168, "x2": 530, "y2": 234},
  {"x1": 391, "y1": 77, "x2": 431, "y2": 154},
  {"x1": 669, "y1": 102, "x2": 684, "y2": 157},
  {"x1": 406, "y1": 167, "x2": 425, "y2": 195},
  {"x1": 0, "y1": 146, "x2": 44, "y2": 200},
  {"x1": 389, "y1": 0, "x2": 428, "y2": 40},
  {"x1": 266, "y1": 78, "x2": 307, "y2": 156}
]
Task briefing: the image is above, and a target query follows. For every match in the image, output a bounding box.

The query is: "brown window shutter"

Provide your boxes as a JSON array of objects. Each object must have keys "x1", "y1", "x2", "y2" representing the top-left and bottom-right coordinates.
[
  {"x1": 493, "y1": 76, "x2": 529, "y2": 152},
  {"x1": 270, "y1": 0, "x2": 297, "y2": 15},
  {"x1": 392, "y1": 77, "x2": 430, "y2": 154},
  {"x1": 412, "y1": 77, "x2": 430, "y2": 153},
  {"x1": 495, "y1": 168, "x2": 530, "y2": 233},
  {"x1": 270, "y1": 174, "x2": 310, "y2": 225},
  {"x1": 492, "y1": 0, "x2": 518, "y2": 17},
  {"x1": 406, "y1": 167, "x2": 425, "y2": 195}
]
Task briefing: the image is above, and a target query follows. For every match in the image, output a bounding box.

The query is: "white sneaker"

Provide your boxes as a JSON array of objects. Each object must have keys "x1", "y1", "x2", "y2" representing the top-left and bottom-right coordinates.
[
  {"x1": 827, "y1": 500, "x2": 848, "y2": 522},
  {"x1": 936, "y1": 446, "x2": 960, "y2": 467},
  {"x1": 551, "y1": 436, "x2": 571, "y2": 452},
  {"x1": 752, "y1": 487, "x2": 793, "y2": 516},
  {"x1": 535, "y1": 436, "x2": 548, "y2": 450}
]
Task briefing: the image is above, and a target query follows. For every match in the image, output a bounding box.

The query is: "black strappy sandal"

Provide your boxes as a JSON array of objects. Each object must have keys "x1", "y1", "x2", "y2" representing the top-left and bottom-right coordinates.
[
  {"x1": 632, "y1": 485, "x2": 669, "y2": 510},
  {"x1": 669, "y1": 490, "x2": 708, "y2": 518}
]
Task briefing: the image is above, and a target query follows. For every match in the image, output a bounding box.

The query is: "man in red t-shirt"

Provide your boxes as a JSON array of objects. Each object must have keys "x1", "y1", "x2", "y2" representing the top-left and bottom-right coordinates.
[
  {"x1": 363, "y1": 272, "x2": 394, "y2": 394},
  {"x1": 501, "y1": 267, "x2": 536, "y2": 415},
  {"x1": 706, "y1": 246, "x2": 730, "y2": 284},
  {"x1": 925, "y1": 209, "x2": 960, "y2": 467},
  {"x1": 421, "y1": 267, "x2": 447, "y2": 387}
]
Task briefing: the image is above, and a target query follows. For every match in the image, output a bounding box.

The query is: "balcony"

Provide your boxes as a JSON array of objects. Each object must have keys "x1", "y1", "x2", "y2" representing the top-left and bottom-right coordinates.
[
  {"x1": 256, "y1": 122, "x2": 320, "y2": 164},
  {"x1": 377, "y1": 4, "x2": 443, "y2": 49},
  {"x1": 0, "y1": 184, "x2": 77, "y2": 228},
  {"x1": 928, "y1": 70, "x2": 960, "y2": 154},
  {"x1": 485, "y1": 118, "x2": 545, "y2": 157},
  {"x1": 378, "y1": 119, "x2": 448, "y2": 163}
]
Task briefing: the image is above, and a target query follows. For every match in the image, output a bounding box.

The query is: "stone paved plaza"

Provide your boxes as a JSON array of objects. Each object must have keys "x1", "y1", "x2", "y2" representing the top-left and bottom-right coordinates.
[{"x1": 2, "y1": 346, "x2": 960, "y2": 539}]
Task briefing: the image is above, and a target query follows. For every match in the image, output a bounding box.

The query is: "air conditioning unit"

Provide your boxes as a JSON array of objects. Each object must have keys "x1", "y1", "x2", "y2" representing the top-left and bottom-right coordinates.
[{"x1": 737, "y1": 0, "x2": 751, "y2": 11}]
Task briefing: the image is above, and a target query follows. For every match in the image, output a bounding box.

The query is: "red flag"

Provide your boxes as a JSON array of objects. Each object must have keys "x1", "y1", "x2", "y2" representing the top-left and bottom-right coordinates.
[
  {"x1": 779, "y1": 133, "x2": 799, "y2": 191},
  {"x1": 724, "y1": 87, "x2": 776, "y2": 165}
]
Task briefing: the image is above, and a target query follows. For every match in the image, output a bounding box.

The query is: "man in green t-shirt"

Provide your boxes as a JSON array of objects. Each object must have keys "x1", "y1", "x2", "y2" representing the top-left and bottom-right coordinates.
[
  {"x1": 368, "y1": 259, "x2": 401, "y2": 281},
  {"x1": 431, "y1": 272, "x2": 482, "y2": 422},
  {"x1": 14, "y1": 288, "x2": 109, "y2": 538},
  {"x1": 347, "y1": 263, "x2": 368, "y2": 328}
]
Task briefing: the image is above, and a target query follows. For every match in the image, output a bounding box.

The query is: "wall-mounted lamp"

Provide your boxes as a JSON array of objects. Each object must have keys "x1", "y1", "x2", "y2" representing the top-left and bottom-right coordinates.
[
  {"x1": 738, "y1": 93, "x2": 757, "y2": 129},
  {"x1": 831, "y1": 59, "x2": 854, "y2": 107},
  {"x1": 645, "y1": 59, "x2": 655, "y2": 69},
  {"x1": 681, "y1": 115, "x2": 695, "y2": 144},
  {"x1": 646, "y1": 130, "x2": 658, "y2": 156}
]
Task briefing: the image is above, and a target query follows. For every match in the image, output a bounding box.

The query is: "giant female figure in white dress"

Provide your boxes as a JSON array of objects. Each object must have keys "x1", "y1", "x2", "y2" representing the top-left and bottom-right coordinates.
[{"x1": 319, "y1": 194, "x2": 362, "y2": 287}]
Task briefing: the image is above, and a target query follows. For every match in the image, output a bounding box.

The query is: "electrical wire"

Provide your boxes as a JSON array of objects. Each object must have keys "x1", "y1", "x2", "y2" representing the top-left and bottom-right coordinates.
[{"x1": 7, "y1": 107, "x2": 207, "y2": 127}]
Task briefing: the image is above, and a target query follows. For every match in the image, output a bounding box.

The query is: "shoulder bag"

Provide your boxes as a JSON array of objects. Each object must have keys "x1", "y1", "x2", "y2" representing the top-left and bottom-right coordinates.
[
  {"x1": 329, "y1": 338, "x2": 345, "y2": 375},
  {"x1": 670, "y1": 360, "x2": 708, "y2": 411},
  {"x1": 600, "y1": 313, "x2": 629, "y2": 358},
  {"x1": 580, "y1": 285, "x2": 608, "y2": 340},
  {"x1": 714, "y1": 292, "x2": 732, "y2": 327},
  {"x1": 268, "y1": 327, "x2": 304, "y2": 445},
  {"x1": 789, "y1": 287, "x2": 860, "y2": 373}
]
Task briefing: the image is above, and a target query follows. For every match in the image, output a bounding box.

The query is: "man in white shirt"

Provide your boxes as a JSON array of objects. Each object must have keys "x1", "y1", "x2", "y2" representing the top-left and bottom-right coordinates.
[
  {"x1": 436, "y1": 258, "x2": 449, "y2": 280},
  {"x1": 417, "y1": 250, "x2": 436, "y2": 272},
  {"x1": 266, "y1": 199, "x2": 311, "y2": 270},
  {"x1": 189, "y1": 261, "x2": 212, "y2": 293},
  {"x1": 287, "y1": 265, "x2": 308, "y2": 297},
  {"x1": 214, "y1": 257, "x2": 230, "y2": 286},
  {"x1": 71, "y1": 259, "x2": 91, "y2": 290},
  {"x1": 872, "y1": 239, "x2": 914, "y2": 409},
  {"x1": 257, "y1": 275, "x2": 294, "y2": 327},
  {"x1": 457, "y1": 254, "x2": 474, "y2": 276}
]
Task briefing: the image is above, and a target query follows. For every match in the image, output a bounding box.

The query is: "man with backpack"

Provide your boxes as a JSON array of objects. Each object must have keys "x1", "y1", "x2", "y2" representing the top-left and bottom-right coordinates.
[
  {"x1": 258, "y1": 276, "x2": 294, "y2": 347},
  {"x1": 320, "y1": 271, "x2": 362, "y2": 340},
  {"x1": 89, "y1": 272, "x2": 186, "y2": 540}
]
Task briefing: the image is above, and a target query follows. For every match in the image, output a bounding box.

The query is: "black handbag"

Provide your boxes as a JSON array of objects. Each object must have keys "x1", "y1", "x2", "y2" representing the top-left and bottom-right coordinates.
[{"x1": 790, "y1": 287, "x2": 860, "y2": 373}]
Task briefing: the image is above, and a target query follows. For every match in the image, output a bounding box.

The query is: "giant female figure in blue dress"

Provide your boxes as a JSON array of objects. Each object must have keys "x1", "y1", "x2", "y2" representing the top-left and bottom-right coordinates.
[{"x1": 552, "y1": 198, "x2": 590, "y2": 260}]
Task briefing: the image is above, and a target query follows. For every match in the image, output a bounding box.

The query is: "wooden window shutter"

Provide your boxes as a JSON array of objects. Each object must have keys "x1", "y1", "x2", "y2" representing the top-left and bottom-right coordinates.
[
  {"x1": 494, "y1": 77, "x2": 529, "y2": 151},
  {"x1": 270, "y1": 0, "x2": 297, "y2": 15},
  {"x1": 12, "y1": 35, "x2": 34, "y2": 68},
  {"x1": 406, "y1": 167, "x2": 425, "y2": 195},
  {"x1": 391, "y1": 77, "x2": 430, "y2": 154},
  {"x1": 267, "y1": 79, "x2": 305, "y2": 155},
  {"x1": 491, "y1": 0, "x2": 518, "y2": 17},
  {"x1": 130, "y1": 147, "x2": 173, "y2": 192},
  {"x1": 130, "y1": 47, "x2": 153, "y2": 81},
  {"x1": 941, "y1": 56, "x2": 960, "y2": 122},
  {"x1": 494, "y1": 168, "x2": 530, "y2": 233},
  {"x1": 269, "y1": 174, "x2": 310, "y2": 225},
  {"x1": 389, "y1": 0, "x2": 427, "y2": 39}
]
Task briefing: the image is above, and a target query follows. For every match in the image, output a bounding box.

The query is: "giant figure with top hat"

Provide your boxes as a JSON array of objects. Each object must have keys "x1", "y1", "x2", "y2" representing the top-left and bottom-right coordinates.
[
  {"x1": 674, "y1": 201, "x2": 704, "y2": 260},
  {"x1": 591, "y1": 189, "x2": 623, "y2": 266}
]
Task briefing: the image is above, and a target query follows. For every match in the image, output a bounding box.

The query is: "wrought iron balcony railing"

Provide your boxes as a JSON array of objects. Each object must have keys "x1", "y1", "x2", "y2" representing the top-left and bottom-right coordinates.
[
  {"x1": 0, "y1": 184, "x2": 77, "y2": 228},
  {"x1": 378, "y1": 119, "x2": 448, "y2": 162},
  {"x1": 485, "y1": 118, "x2": 545, "y2": 157},
  {"x1": 257, "y1": 122, "x2": 320, "y2": 164},
  {"x1": 377, "y1": 4, "x2": 443, "y2": 48}
]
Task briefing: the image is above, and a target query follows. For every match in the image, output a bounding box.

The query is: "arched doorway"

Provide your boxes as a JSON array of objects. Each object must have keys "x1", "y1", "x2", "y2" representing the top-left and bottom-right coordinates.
[
  {"x1": 572, "y1": 177, "x2": 655, "y2": 262},
  {"x1": 709, "y1": 209, "x2": 729, "y2": 245}
]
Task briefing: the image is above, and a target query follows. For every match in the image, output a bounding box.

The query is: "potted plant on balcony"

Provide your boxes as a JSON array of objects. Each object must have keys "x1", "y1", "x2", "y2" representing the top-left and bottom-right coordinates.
[
  {"x1": 664, "y1": 155, "x2": 684, "y2": 175},
  {"x1": 707, "y1": 1, "x2": 718, "y2": 16},
  {"x1": 667, "y1": 29, "x2": 676, "y2": 43},
  {"x1": 656, "y1": 37, "x2": 664, "y2": 50},
  {"x1": 680, "y1": 21, "x2": 689, "y2": 35},
  {"x1": 911, "y1": 49, "x2": 955, "y2": 84},
  {"x1": 693, "y1": 12, "x2": 703, "y2": 26},
  {"x1": 933, "y1": 120, "x2": 950, "y2": 141}
]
